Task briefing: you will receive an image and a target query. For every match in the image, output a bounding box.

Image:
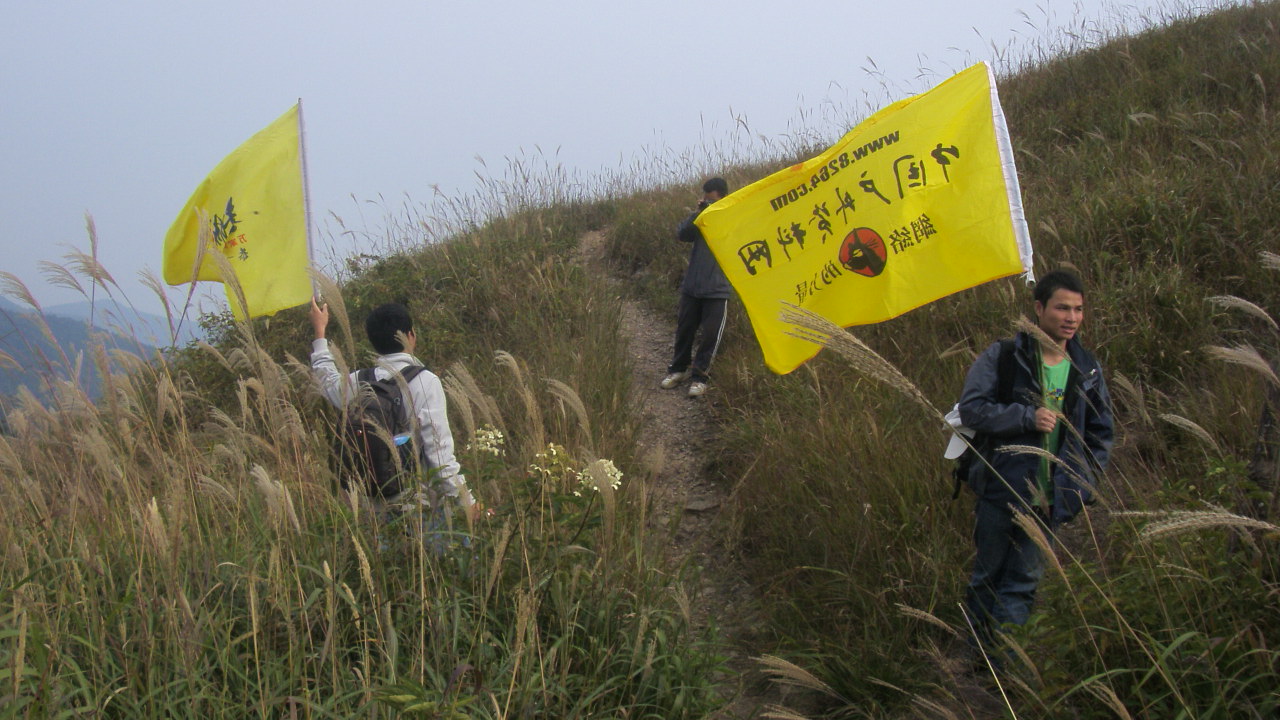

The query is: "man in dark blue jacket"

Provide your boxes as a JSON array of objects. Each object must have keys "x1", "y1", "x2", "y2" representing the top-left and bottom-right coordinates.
[
  {"x1": 661, "y1": 177, "x2": 733, "y2": 398},
  {"x1": 958, "y1": 269, "x2": 1114, "y2": 647}
]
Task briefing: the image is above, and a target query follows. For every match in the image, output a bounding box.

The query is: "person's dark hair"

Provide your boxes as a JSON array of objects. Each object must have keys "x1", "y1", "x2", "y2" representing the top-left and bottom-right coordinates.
[
  {"x1": 702, "y1": 177, "x2": 729, "y2": 197},
  {"x1": 365, "y1": 303, "x2": 413, "y2": 354},
  {"x1": 1033, "y1": 268, "x2": 1085, "y2": 305}
]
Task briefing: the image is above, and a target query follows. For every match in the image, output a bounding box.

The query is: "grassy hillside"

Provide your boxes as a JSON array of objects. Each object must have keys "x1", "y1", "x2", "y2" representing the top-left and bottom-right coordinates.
[
  {"x1": 608, "y1": 2, "x2": 1280, "y2": 716},
  {"x1": 3, "y1": 2, "x2": 1279, "y2": 718}
]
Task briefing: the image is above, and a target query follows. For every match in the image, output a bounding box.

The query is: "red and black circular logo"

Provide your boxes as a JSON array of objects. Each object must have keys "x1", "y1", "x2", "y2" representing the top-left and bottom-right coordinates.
[{"x1": 838, "y1": 227, "x2": 888, "y2": 277}]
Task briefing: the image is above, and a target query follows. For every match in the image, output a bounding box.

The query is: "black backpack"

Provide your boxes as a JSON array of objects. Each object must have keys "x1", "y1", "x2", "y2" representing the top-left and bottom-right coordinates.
[
  {"x1": 951, "y1": 339, "x2": 1017, "y2": 499},
  {"x1": 335, "y1": 366, "x2": 427, "y2": 498}
]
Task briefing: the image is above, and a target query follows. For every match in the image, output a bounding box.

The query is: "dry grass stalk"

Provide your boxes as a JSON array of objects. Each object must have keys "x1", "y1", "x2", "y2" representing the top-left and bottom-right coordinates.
[
  {"x1": 1013, "y1": 510, "x2": 1067, "y2": 587},
  {"x1": 252, "y1": 465, "x2": 301, "y2": 534},
  {"x1": 896, "y1": 603, "x2": 962, "y2": 639},
  {"x1": 1204, "y1": 344, "x2": 1280, "y2": 388},
  {"x1": 1261, "y1": 250, "x2": 1280, "y2": 271},
  {"x1": 1085, "y1": 679, "x2": 1135, "y2": 720},
  {"x1": 756, "y1": 654, "x2": 838, "y2": 697},
  {"x1": 909, "y1": 695, "x2": 962, "y2": 720},
  {"x1": 1122, "y1": 507, "x2": 1279, "y2": 541},
  {"x1": 445, "y1": 362, "x2": 503, "y2": 429},
  {"x1": 1207, "y1": 295, "x2": 1278, "y2": 331},
  {"x1": 546, "y1": 378, "x2": 592, "y2": 443},
  {"x1": 496, "y1": 351, "x2": 544, "y2": 452},
  {"x1": 351, "y1": 531, "x2": 375, "y2": 602},
  {"x1": 442, "y1": 376, "x2": 477, "y2": 439},
  {"x1": 144, "y1": 496, "x2": 171, "y2": 558},
  {"x1": 760, "y1": 707, "x2": 813, "y2": 720},
  {"x1": 1014, "y1": 315, "x2": 1058, "y2": 352},
  {"x1": 779, "y1": 303, "x2": 939, "y2": 419},
  {"x1": 1157, "y1": 413, "x2": 1221, "y2": 453}
]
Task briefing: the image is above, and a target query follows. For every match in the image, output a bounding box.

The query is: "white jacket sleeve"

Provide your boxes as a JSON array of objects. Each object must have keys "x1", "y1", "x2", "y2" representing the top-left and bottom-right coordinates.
[
  {"x1": 408, "y1": 371, "x2": 474, "y2": 507},
  {"x1": 310, "y1": 338, "x2": 358, "y2": 408}
]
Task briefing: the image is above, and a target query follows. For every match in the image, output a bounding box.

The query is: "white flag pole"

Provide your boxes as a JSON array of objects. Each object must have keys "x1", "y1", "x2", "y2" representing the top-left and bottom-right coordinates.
[
  {"x1": 986, "y1": 64, "x2": 1035, "y2": 285},
  {"x1": 297, "y1": 98, "x2": 317, "y2": 295}
]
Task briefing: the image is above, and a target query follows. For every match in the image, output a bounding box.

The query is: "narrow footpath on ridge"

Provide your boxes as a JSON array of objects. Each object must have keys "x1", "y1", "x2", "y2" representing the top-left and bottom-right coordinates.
[{"x1": 574, "y1": 230, "x2": 789, "y2": 719}]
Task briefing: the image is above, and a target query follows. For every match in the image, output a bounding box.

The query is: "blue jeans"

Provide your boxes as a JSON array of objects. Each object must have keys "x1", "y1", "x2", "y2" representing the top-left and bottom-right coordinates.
[{"x1": 964, "y1": 498, "x2": 1050, "y2": 646}]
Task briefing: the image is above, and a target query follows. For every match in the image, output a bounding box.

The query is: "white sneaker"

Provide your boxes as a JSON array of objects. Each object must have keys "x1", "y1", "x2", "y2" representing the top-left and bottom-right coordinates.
[
  {"x1": 661, "y1": 370, "x2": 691, "y2": 389},
  {"x1": 687, "y1": 381, "x2": 708, "y2": 397}
]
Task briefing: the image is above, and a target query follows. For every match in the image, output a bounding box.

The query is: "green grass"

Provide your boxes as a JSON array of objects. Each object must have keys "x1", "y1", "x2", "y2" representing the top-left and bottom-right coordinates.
[{"x1": 5, "y1": 2, "x2": 1280, "y2": 717}]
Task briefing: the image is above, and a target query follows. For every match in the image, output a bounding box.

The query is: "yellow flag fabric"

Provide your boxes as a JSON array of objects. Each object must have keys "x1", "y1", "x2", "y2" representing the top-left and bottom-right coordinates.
[
  {"x1": 162, "y1": 104, "x2": 310, "y2": 320},
  {"x1": 697, "y1": 63, "x2": 1033, "y2": 374}
]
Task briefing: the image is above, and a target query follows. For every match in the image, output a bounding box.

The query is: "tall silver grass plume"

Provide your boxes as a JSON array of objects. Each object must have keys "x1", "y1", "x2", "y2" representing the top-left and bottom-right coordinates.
[
  {"x1": 208, "y1": 248, "x2": 249, "y2": 322},
  {"x1": 760, "y1": 707, "x2": 814, "y2": 720},
  {"x1": 138, "y1": 269, "x2": 178, "y2": 342},
  {"x1": 441, "y1": 375, "x2": 476, "y2": 439},
  {"x1": 196, "y1": 475, "x2": 236, "y2": 505},
  {"x1": 446, "y1": 362, "x2": 503, "y2": 427},
  {"x1": 0, "y1": 271, "x2": 43, "y2": 312},
  {"x1": 779, "y1": 303, "x2": 938, "y2": 418},
  {"x1": 252, "y1": 465, "x2": 301, "y2": 534},
  {"x1": 1157, "y1": 413, "x2": 1221, "y2": 453},
  {"x1": 1207, "y1": 295, "x2": 1277, "y2": 332},
  {"x1": 1015, "y1": 315, "x2": 1058, "y2": 352},
  {"x1": 1121, "y1": 507, "x2": 1279, "y2": 542},
  {"x1": 64, "y1": 246, "x2": 119, "y2": 292},
  {"x1": 546, "y1": 378, "x2": 592, "y2": 441},
  {"x1": 909, "y1": 695, "x2": 963, "y2": 720},
  {"x1": 895, "y1": 603, "x2": 961, "y2": 639},
  {"x1": 1013, "y1": 511, "x2": 1067, "y2": 585},
  {"x1": 997, "y1": 442, "x2": 1097, "y2": 503},
  {"x1": 756, "y1": 654, "x2": 838, "y2": 697},
  {"x1": 1204, "y1": 344, "x2": 1280, "y2": 388},
  {"x1": 1085, "y1": 679, "x2": 1135, "y2": 720},
  {"x1": 1261, "y1": 250, "x2": 1280, "y2": 271},
  {"x1": 0, "y1": 348, "x2": 18, "y2": 371},
  {"x1": 143, "y1": 496, "x2": 171, "y2": 557},
  {"x1": 496, "y1": 350, "x2": 544, "y2": 450},
  {"x1": 39, "y1": 261, "x2": 86, "y2": 297},
  {"x1": 1109, "y1": 373, "x2": 1150, "y2": 426},
  {"x1": 197, "y1": 341, "x2": 235, "y2": 374}
]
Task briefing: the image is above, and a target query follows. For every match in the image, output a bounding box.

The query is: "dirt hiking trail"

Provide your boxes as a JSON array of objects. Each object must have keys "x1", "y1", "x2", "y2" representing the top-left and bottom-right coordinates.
[{"x1": 575, "y1": 230, "x2": 801, "y2": 719}]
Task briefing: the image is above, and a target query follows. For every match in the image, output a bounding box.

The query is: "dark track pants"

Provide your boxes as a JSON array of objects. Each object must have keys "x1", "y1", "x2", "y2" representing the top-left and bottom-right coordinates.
[{"x1": 668, "y1": 293, "x2": 727, "y2": 382}]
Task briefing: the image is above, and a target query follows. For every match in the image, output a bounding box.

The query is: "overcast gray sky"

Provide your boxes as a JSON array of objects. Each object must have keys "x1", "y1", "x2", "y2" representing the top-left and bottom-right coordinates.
[{"x1": 1, "y1": 0, "x2": 1209, "y2": 316}]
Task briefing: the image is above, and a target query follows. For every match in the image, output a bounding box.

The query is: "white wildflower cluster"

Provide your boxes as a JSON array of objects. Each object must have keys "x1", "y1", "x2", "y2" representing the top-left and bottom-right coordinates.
[
  {"x1": 528, "y1": 443, "x2": 575, "y2": 489},
  {"x1": 466, "y1": 425, "x2": 506, "y2": 456},
  {"x1": 573, "y1": 459, "x2": 624, "y2": 497}
]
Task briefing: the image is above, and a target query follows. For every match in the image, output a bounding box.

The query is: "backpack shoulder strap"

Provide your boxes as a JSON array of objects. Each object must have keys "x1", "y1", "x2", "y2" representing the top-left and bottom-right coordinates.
[
  {"x1": 995, "y1": 338, "x2": 1018, "y2": 404},
  {"x1": 952, "y1": 338, "x2": 1018, "y2": 500}
]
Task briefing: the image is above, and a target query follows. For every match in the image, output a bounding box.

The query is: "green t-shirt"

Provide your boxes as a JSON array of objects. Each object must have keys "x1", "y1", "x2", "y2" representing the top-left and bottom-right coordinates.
[{"x1": 1038, "y1": 355, "x2": 1071, "y2": 509}]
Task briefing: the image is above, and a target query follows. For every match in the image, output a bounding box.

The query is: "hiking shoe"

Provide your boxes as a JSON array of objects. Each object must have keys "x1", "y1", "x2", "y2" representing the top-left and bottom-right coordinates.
[
  {"x1": 661, "y1": 370, "x2": 691, "y2": 389},
  {"x1": 687, "y1": 381, "x2": 708, "y2": 397}
]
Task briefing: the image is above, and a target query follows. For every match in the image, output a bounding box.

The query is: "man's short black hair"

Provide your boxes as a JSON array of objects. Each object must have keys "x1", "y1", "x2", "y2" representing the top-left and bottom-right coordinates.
[
  {"x1": 365, "y1": 303, "x2": 413, "y2": 354},
  {"x1": 1033, "y1": 268, "x2": 1085, "y2": 305},
  {"x1": 703, "y1": 177, "x2": 729, "y2": 196}
]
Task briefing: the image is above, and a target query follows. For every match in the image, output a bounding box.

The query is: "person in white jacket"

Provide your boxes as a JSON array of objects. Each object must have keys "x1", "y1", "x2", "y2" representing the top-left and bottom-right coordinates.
[{"x1": 309, "y1": 298, "x2": 476, "y2": 524}]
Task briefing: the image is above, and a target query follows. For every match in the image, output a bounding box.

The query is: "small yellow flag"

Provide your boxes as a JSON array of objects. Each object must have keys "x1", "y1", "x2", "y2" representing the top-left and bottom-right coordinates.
[
  {"x1": 697, "y1": 63, "x2": 1033, "y2": 374},
  {"x1": 162, "y1": 104, "x2": 311, "y2": 320}
]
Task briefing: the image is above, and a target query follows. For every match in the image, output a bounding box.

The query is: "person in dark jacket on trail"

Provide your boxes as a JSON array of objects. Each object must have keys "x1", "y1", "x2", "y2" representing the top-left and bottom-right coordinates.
[
  {"x1": 957, "y1": 268, "x2": 1114, "y2": 650},
  {"x1": 661, "y1": 177, "x2": 732, "y2": 398}
]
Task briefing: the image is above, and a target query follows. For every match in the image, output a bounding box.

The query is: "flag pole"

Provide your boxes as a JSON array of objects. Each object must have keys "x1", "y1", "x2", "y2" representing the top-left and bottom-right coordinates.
[{"x1": 297, "y1": 98, "x2": 316, "y2": 296}]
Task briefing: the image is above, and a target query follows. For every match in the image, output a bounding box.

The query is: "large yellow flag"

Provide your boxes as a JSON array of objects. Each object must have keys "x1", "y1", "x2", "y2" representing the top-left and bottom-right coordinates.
[
  {"x1": 162, "y1": 104, "x2": 311, "y2": 320},
  {"x1": 698, "y1": 63, "x2": 1033, "y2": 374}
]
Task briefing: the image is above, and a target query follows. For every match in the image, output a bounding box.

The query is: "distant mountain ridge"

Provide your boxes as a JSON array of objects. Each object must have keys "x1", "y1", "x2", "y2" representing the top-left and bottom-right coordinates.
[{"x1": 0, "y1": 295, "x2": 185, "y2": 404}]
